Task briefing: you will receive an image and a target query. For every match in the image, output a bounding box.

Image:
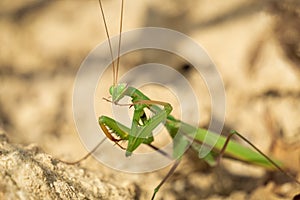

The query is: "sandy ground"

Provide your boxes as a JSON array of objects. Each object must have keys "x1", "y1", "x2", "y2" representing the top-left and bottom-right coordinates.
[{"x1": 0, "y1": 0, "x2": 300, "y2": 199}]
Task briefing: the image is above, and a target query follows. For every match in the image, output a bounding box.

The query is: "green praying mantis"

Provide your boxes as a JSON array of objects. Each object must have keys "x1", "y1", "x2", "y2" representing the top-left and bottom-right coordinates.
[
  {"x1": 100, "y1": 84, "x2": 297, "y2": 199},
  {"x1": 66, "y1": 0, "x2": 300, "y2": 199}
]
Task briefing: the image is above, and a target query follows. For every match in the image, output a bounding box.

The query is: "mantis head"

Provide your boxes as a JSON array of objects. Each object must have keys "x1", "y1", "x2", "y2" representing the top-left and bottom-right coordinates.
[{"x1": 109, "y1": 83, "x2": 128, "y2": 103}]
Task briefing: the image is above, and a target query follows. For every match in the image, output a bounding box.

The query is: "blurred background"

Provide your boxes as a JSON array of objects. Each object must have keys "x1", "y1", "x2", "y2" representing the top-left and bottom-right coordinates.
[{"x1": 0, "y1": 0, "x2": 300, "y2": 199}]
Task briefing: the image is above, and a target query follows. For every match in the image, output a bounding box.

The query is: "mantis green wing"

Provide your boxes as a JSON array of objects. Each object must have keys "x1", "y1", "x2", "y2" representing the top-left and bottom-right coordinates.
[{"x1": 165, "y1": 116, "x2": 282, "y2": 169}]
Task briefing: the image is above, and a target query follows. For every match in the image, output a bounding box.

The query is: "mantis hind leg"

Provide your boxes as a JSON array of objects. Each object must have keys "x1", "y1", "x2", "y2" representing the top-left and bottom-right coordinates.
[
  {"x1": 60, "y1": 115, "x2": 129, "y2": 164},
  {"x1": 151, "y1": 159, "x2": 181, "y2": 200},
  {"x1": 62, "y1": 138, "x2": 107, "y2": 165},
  {"x1": 217, "y1": 130, "x2": 300, "y2": 185}
]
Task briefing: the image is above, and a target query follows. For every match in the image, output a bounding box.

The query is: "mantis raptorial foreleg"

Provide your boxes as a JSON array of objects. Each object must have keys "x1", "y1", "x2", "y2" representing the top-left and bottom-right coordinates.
[
  {"x1": 99, "y1": 99, "x2": 173, "y2": 156},
  {"x1": 126, "y1": 100, "x2": 172, "y2": 156}
]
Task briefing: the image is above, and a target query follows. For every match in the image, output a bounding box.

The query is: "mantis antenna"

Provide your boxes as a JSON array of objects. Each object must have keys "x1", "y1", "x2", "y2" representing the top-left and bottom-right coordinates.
[
  {"x1": 116, "y1": 0, "x2": 124, "y2": 85},
  {"x1": 98, "y1": 0, "x2": 124, "y2": 86}
]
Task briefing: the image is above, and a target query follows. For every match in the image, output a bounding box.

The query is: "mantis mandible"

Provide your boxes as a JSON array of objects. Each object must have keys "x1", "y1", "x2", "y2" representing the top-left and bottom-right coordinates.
[{"x1": 67, "y1": 0, "x2": 300, "y2": 199}]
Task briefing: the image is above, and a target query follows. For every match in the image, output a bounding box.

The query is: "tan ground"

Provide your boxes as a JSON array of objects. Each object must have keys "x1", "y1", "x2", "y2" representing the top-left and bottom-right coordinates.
[{"x1": 0, "y1": 0, "x2": 300, "y2": 199}]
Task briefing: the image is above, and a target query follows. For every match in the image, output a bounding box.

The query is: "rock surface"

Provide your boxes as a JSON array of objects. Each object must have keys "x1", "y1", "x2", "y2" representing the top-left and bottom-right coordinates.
[{"x1": 0, "y1": 133, "x2": 136, "y2": 200}]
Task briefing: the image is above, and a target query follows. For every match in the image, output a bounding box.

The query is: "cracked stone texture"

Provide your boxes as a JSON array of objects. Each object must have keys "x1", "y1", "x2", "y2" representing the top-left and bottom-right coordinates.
[{"x1": 0, "y1": 133, "x2": 136, "y2": 200}]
